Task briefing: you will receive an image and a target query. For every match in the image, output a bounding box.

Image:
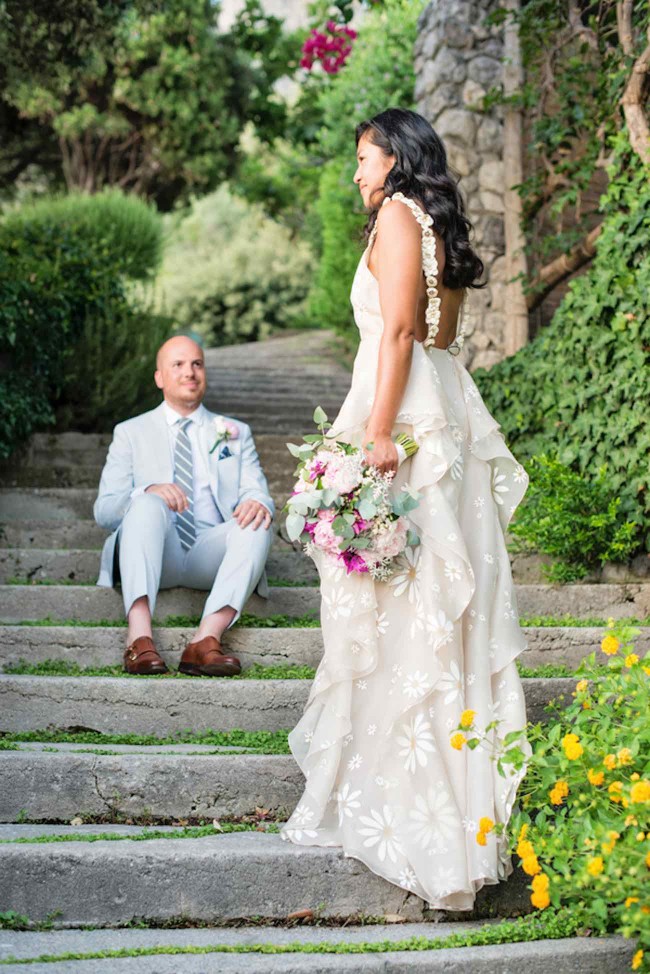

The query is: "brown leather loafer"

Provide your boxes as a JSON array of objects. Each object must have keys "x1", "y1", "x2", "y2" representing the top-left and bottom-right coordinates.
[
  {"x1": 178, "y1": 635, "x2": 241, "y2": 677},
  {"x1": 124, "y1": 636, "x2": 169, "y2": 675}
]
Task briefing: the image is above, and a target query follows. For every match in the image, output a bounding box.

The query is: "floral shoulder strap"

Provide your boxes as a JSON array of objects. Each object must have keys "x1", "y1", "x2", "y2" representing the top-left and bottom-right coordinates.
[{"x1": 377, "y1": 192, "x2": 467, "y2": 354}]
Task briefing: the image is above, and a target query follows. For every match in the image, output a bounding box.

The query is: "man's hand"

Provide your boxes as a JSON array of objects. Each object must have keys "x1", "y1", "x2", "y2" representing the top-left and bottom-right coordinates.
[
  {"x1": 145, "y1": 483, "x2": 189, "y2": 512},
  {"x1": 234, "y1": 499, "x2": 272, "y2": 530}
]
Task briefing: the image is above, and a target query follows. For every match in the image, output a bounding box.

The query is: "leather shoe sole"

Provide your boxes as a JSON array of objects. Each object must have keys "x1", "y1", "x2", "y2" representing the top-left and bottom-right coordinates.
[{"x1": 178, "y1": 660, "x2": 241, "y2": 677}]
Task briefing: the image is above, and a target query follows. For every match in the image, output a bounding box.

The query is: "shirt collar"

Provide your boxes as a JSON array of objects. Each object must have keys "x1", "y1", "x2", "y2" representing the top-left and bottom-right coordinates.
[{"x1": 163, "y1": 401, "x2": 207, "y2": 428}]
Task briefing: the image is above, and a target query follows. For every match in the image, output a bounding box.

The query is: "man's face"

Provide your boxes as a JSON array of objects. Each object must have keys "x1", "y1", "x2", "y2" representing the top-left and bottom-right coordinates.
[{"x1": 154, "y1": 338, "x2": 206, "y2": 410}]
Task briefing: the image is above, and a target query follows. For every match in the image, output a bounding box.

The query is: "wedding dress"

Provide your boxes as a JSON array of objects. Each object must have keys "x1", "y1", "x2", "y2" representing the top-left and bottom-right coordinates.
[{"x1": 281, "y1": 193, "x2": 532, "y2": 911}]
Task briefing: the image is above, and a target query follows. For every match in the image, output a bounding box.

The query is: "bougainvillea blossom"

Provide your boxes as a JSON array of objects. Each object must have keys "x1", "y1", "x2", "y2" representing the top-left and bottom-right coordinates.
[{"x1": 300, "y1": 20, "x2": 357, "y2": 74}]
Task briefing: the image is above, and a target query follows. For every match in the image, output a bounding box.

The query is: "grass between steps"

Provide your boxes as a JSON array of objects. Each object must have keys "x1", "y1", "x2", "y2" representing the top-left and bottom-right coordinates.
[
  {"x1": 5, "y1": 577, "x2": 321, "y2": 588},
  {"x1": 1, "y1": 729, "x2": 292, "y2": 753},
  {"x1": 0, "y1": 613, "x2": 319, "y2": 628},
  {"x1": 0, "y1": 658, "x2": 614, "y2": 679},
  {"x1": 0, "y1": 909, "x2": 593, "y2": 965},
  {"x1": 2, "y1": 614, "x2": 649, "y2": 628},
  {"x1": 1, "y1": 823, "x2": 282, "y2": 845},
  {"x1": 3, "y1": 661, "x2": 316, "y2": 680}
]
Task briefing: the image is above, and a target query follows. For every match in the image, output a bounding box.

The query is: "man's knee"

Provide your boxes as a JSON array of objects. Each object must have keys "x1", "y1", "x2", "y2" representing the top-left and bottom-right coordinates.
[
  {"x1": 231, "y1": 519, "x2": 273, "y2": 553},
  {"x1": 123, "y1": 491, "x2": 170, "y2": 527}
]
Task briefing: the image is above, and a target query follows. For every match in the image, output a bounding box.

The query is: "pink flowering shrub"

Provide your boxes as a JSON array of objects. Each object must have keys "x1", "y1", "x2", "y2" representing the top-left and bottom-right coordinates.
[{"x1": 300, "y1": 20, "x2": 357, "y2": 74}]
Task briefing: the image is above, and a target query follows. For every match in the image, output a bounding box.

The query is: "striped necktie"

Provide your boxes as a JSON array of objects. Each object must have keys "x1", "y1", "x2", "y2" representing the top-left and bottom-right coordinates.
[{"x1": 173, "y1": 418, "x2": 196, "y2": 551}]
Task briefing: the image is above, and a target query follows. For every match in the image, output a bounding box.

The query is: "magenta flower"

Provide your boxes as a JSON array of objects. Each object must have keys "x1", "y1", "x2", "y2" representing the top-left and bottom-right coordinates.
[
  {"x1": 300, "y1": 22, "x2": 357, "y2": 74},
  {"x1": 341, "y1": 549, "x2": 370, "y2": 574}
]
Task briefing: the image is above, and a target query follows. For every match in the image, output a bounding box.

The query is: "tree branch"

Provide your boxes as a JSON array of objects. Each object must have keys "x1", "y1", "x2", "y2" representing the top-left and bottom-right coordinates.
[
  {"x1": 527, "y1": 222, "x2": 603, "y2": 310},
  {"x1": 617, "y1": 0, "x2": 650, "y2": 165}
]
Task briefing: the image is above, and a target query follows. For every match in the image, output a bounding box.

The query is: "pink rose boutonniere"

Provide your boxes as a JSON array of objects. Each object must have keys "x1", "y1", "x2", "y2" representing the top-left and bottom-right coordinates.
[{"x1": 209, "y1": 417, "x2": 239, "y2": 454}]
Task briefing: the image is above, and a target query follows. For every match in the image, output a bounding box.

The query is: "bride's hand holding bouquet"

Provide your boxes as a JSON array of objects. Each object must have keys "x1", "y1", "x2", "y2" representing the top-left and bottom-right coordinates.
[{"x1": 283, "y1": 407, "x2": 421, "y2": 581}]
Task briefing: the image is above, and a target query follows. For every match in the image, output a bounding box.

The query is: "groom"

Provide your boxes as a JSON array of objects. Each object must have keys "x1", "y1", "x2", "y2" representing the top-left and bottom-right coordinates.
[{"x1": 94, "y1": 335, "x2": 274, "y2": 676}]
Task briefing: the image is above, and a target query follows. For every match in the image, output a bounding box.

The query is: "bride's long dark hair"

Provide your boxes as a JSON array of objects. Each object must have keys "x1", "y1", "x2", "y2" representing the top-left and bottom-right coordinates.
[{"x1": 356, "y1": 107, "x2": 486, "y2": 291}]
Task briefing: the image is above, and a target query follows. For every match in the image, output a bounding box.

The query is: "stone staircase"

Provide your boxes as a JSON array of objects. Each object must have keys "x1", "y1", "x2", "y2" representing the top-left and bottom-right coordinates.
[{"x1": 0, "y1": 330, "x2": 638, "y2": 971}]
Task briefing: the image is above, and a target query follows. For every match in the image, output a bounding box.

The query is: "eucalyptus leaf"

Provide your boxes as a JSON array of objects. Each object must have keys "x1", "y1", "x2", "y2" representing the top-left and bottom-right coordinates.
[{"x1": 285, "y1": 513, "x2": 306, "y2": 542}]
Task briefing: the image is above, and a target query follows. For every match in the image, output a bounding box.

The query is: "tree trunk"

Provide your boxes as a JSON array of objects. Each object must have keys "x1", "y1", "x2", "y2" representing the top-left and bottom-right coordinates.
[{"x1": 502, "y1": 0, "x2": 529, "y2": 356}]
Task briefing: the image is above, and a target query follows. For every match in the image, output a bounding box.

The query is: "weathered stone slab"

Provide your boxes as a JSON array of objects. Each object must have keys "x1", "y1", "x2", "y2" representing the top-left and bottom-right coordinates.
[
  {"x1": 0, "y1": 545, "x2": 318, "y2": 585},
  {"x1": 0, "y1": 674, "x2": 571, "y2": 736},
  {"x1": 0, "y1": 585, "x2": 320, "y2": 623},
  {"x1": 0, "y1": 831, "x2": 532, "y2": 926},
  {"x1": 0, "y1": 926, "x2": 634, "y2": 974},
  {"x1": 0, "y1": 751, "x2": 301, "y2": 821},
  {"x1": 1, "y1": 624, "x2": 646, "y2": 672}
]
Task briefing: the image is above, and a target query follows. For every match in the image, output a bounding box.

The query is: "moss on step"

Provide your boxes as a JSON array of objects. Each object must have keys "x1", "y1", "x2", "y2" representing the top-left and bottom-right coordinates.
[{"x1": 0, "y1": 728, "x2": 292, "y2": 753}]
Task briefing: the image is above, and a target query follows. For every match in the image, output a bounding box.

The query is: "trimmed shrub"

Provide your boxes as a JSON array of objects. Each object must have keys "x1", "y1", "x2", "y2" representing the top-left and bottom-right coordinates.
[
  {"x1": 156, "y1": 184, "x2": 314, "y2": 345},
  {"x1": 0, "y1": 189, "x2": 166, "y2": 454},
  {"x1": 475, "y1": 141, "x2": 650, "y2": 551}
]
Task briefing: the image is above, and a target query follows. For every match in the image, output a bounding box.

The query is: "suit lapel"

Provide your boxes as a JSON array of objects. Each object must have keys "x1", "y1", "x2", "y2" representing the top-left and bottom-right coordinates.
[{"x1": 150, "y1": 403, "x2": 173, "y2": 484}]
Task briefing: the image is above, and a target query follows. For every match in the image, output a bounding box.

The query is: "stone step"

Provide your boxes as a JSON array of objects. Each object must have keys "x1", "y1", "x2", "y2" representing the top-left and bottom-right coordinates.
[
  {"x1": 0, "y1": 750, "x2": 300, "y2": 822},
  {"x1": 0, "y1": 584, "x2": 318, "y2": 623},
  {"x1": 2, "y1": 581, "x2": 648, "y2": 624},
  {"x1": 0, "y1": 483, "x2": 296, "y2": 518},
  {"x1": 0, "y1": 674, "x2": 572, "y2": 736},
  {"x1": 0, "y1": 545, "x2": 318, "y2": 585},
  {"x1": 0, "y1": 927, "x2": 634, "y2": 974},
  {"x1": 0, "y1": 830, "x2": 533, "y2": 926},
  {"x1": 1, "y1": 624, "x2": 641, "y2": 673}
]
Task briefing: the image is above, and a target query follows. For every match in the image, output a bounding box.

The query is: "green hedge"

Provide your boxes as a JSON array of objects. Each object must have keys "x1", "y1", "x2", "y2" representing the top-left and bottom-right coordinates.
[
  {"x1": 475, "y1": 139, "x2": 650, "y2": 551},
  {"x1": 0, "y1": 190, "x2": 168, "y2": 455}
]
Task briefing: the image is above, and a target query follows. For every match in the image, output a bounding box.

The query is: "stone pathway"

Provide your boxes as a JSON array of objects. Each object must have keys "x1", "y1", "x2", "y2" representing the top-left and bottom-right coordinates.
[{"x1": 0, "y1": 329, "x2": 641, "y2": 969}]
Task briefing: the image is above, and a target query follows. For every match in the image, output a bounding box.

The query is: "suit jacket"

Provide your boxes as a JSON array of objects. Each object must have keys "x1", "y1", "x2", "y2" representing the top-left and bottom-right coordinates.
[{"x1": 94, "y1": 402, "x2": 275, "y2": 596}]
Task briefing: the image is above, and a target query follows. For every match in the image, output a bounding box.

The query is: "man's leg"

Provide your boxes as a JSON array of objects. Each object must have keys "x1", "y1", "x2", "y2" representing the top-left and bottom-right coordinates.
[
  {"x1": 118, "y1": 493, "x2": 183, "y2": 645},
  {"x1": 182, "y1": 517, "x2": 273, "y2": 642}
]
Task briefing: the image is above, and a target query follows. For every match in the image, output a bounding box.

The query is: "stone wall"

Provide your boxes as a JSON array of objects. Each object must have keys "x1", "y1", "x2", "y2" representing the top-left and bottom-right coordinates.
[{"x1": 414, "y1": 0, "x2": 508, "y2": 371}]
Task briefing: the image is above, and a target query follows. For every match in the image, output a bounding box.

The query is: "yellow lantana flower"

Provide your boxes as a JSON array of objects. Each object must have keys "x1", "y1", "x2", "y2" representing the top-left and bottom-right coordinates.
[
  {"x1": 603, "y1": 754, "x2": 617, "y2": 770},
  {"x1": 531, "y1": 873, "x2": 549, "y2": 893},
  {"x1": 630, "y1": 781, "x2": 650, "y2": 804},
  {"x1": 476, "y1": 831, "x2": 487, "y2": 847},
  {"x1": 575, "y1": 679, "x2": 588, "y2": 693},
  {"x1": 517, "y1": 839, "x2": 535, "y2": 860},
  {"x1": 518, "y1": 823, "x2": 529, "y2": 842},
  {"x1": 625, "y1": 897, "x2": 640, "y2": 908},
  {"x1": 643, "y1": 665, "x2": 650, "y2": 677},
  {"x1": 587, "y1": 768, "x2": 605, "y2": 786},
  {"x1": 460, "y1": 709, "x2": 476, "y2": 728},
  {"x1": 608, "y1": 781, "x2": 623, "y2": 803},
  {"x1": 522, "y1": 854, "x2": 541, "y2": 876},
  {"x1": 479, "y1": 817, "x2": 494, "y2": 833},
  {"x1": 625, "y1": 653, "x2": 639, "y2": 667},
  {"x1": 587, "y1": 856, "x2": 604, "y2": 876},
  {"x1": 549, "y1": 787, "x2": 566, "y2": 806},
  {"x1": 601, "y1": 635, "x2": 619, "y2": 656},
  {"x1": 632, "y1": 949, "x2": 643, "y2": 971},
  {"x1": 450, "y1": 732, "x2": 467, "y2": 750},
  {"x1": 616, "y1": 747, "x2": 633, "y2": 766},
  {"x1": 531, "y1": 891, "x2": 550, "y2": 909}
]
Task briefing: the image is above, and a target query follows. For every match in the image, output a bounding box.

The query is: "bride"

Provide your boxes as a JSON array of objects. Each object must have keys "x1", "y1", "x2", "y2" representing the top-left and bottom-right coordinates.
[{"x1": 281, "y1": 107, "x2": 532, "y2": 911}]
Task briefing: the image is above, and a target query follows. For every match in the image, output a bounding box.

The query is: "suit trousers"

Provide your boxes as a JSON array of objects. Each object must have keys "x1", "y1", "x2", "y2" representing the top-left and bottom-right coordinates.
[{"x1": 117, "y1": 493, "x2": 272, "y2": 625}]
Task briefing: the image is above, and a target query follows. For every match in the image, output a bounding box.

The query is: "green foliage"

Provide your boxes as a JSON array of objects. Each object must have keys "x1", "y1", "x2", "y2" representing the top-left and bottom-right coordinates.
[
  {"x1": 0, "y1": 189, "x2": 167, "y2": 455},
  {"x1": 488, "y1": 621, "x2": 650, "y2": 969},
  {"x1": 55, "y1": 299, "x2": 170, "y2": 433},
  {"x1": 476, "y1": 143, "x2": 650, "y2": 550},
  {"x1": 306, "y1": 0, "x2": 421, "y2": 332},
  {"x1": 1, "y1": 728, "x2": 292, "y2": 753},
  {"x1": 157, "y1": 184, "x2": 314, "y2": 344},
  {"x1": 1, "y1": 0, "x2": 298, "y2": 207},
  {"x1": 2, "y1": 190, "x2": 162, "y2": 280},
  {"x1": 510, "y1": 456, "x2": 639, "y2": 582}
]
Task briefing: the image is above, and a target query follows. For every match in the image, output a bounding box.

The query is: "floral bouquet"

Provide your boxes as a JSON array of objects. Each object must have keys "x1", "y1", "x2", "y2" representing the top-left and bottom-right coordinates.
[{"x1": 284, "y1": 407, "x2": 422, "y2": 580}]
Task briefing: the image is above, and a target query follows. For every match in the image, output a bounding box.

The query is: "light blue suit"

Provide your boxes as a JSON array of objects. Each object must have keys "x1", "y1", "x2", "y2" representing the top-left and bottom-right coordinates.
[{"x1": 94, "y1": 402, "x2": 274, "y2": 624}]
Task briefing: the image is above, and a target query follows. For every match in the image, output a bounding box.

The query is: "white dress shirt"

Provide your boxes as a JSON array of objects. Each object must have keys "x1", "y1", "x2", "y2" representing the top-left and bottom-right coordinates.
[{"x1": 131, "y1": 402, "x2": 223, "y2": 529}]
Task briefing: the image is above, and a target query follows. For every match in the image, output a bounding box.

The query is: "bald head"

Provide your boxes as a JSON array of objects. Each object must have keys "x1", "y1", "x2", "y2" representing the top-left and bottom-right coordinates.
[
  {"x1": 156, "y1": 335, "x2": 204, "y2": 371},
  {"x1": 154, "y1": 335, "x2": 206, "y2": 414}
]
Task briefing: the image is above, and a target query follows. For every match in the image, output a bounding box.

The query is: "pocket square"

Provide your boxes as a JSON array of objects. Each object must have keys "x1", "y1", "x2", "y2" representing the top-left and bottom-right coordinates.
[{"x1": 218, "y1": 445, "x2": 232, "y2": 460}]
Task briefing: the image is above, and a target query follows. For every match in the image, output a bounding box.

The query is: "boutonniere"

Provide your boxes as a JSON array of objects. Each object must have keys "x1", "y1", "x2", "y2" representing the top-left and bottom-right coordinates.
[{"x1": 209, "y1": 417, "x2": 239, "y2": 455}]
